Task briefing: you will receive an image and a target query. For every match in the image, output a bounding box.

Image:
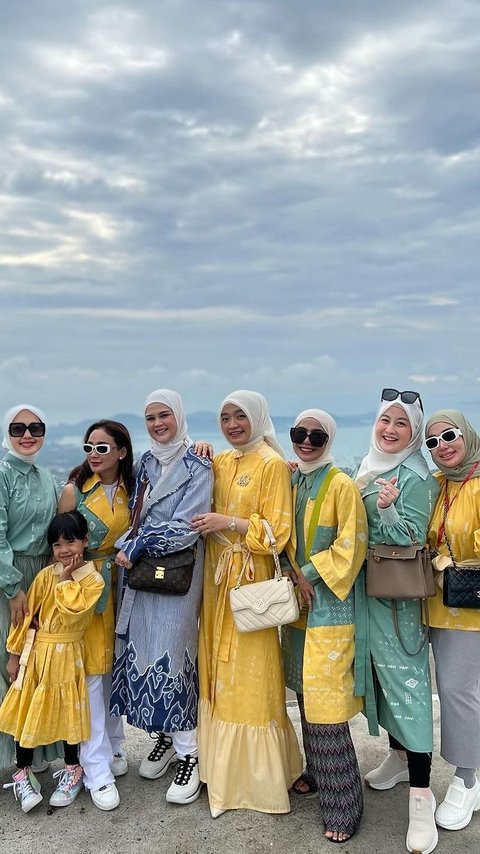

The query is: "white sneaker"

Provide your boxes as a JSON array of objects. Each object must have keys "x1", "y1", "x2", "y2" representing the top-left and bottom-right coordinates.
[
  {"x1": 49, "y1": 765, "x2": 84, "y2": 807},
  {"x1": 111, "y1": 752, "x2": 128, "y2": 777},
  {"x1": 3, "y1": 768, "x2": 43, "y2": 813},
  {"x1": 406, "y1": 792, "x2": 438, "y2": 854},
  {"x1": 166, "y1": 755, "x2": 202, "y2": 805},
  {"x1": 139, "y1": 733, "x2": 177, "y2": 780},
  {"x1": 364, "y1": 750, "x2": 409, "y2": 790},
  {"x1": 90, "y1": 783, "x2": 120, "y2": 811},
  {"x1": 435, "y1": 776, "x2": 480, "y2": 831}
]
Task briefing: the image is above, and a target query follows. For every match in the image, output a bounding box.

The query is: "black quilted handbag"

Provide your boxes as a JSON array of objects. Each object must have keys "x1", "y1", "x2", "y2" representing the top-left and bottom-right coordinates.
[{"x1": 443, "y1": 564, "x2": 480, "y2": 608}]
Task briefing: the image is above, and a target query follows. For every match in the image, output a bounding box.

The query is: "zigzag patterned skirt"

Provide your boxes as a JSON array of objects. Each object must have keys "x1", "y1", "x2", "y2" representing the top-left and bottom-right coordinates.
[{"x1": 297, "y1": 693, "x2": 363, "y2": 837}]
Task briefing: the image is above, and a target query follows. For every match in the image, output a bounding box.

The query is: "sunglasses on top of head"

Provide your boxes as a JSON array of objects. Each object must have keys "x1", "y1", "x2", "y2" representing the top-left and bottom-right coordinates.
[
  {"x1": 8, "y1": 422, "x2": 46, "y2": 438},
  {"x1": 381, "y1": 388, "x2": 424, "y2": 412},
  {"x1": 425, "y1": 428, "x2": 463, "y2": 451},
  {"x1": 83, "y1": 442, "x2": 116, "y2": 455},
  {"x1": 289, "y1": 426, "x2": 329, "y2": 448}
]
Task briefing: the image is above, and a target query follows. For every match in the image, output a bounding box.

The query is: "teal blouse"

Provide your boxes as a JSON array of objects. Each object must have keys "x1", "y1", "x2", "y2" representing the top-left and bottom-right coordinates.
[{"x1": 0, "y1": 453, "x2": 58, "y2": 598}]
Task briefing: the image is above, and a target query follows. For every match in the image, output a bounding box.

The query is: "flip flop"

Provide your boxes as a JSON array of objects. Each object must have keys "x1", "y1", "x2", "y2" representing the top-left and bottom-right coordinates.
[{"x1": 292, "y1": 773, "x2": 318, "y2": 795}]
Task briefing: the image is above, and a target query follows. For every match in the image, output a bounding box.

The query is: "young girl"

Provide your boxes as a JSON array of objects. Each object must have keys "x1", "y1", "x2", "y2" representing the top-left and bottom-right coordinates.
[{"x1": 0, "y1": 511, "x2": 104, "y2": 813}]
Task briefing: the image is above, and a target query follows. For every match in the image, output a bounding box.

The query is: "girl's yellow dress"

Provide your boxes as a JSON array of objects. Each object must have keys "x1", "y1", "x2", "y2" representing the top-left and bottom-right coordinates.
[
  {"x1": 0, "y1": 561, "x2": 104, "y2": 748},
  {"x1": 198, "y1": 442, "x2": 302, "y2": 814}
]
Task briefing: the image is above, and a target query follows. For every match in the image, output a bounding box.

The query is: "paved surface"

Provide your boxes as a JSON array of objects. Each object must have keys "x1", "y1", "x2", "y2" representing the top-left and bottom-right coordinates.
[{"x1": 1, "y1": 692, "x2": 479, "y2": 854}]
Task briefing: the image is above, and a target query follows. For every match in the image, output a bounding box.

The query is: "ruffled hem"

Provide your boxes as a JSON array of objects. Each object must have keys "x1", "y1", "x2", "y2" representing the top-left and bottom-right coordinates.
[
  {"x1": 0, "y1": 677, "x2": 90, "y2": 747},
  {"x1": 198, "y1": 699, "x2": 302, "y2": 813}
]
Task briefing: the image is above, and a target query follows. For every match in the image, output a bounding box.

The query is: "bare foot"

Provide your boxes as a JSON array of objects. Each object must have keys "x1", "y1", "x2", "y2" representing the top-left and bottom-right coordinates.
[{"x1": 324, "y1": 830, "x2": 351, "y2": 843}]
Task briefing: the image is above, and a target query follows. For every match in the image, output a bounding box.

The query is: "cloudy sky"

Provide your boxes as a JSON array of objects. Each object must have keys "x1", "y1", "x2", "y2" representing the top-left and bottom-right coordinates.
[{"x1": 1, "y1": 0, "x2": 479, "y2": 424}]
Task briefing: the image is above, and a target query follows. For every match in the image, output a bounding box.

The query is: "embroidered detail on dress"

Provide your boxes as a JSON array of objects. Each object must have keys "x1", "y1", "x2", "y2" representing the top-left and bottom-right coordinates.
[
  {"x1": 236, "y1": 475, "x2": 251, "y2": 486},
  {"x1": 405, "y1": 679, "x2": 419, "y2": 689}
]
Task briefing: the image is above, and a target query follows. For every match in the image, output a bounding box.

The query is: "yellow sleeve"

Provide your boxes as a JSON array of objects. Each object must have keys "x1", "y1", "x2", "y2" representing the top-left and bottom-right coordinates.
[
  {"x1": 245, "y1": 456, "x2": 293, "y2": 555},
  {"x1": 55, "y1": 571, "x2": 105, "y2": 624},
  {"x1": 304, "y1": 476, "x2": 368, "y2": 601},
  {"x1": 6, "y1": 570, "x2": 46, "y2": 655}
]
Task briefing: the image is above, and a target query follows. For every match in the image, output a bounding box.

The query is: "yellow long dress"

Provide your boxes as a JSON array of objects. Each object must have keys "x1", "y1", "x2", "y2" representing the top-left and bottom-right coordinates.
[
  {"x1": 0, "y1": 561, "x2": 104, "y2": 747},
  {"x1": 198, "y1": 442, "x2": 302, "y2": 814}
]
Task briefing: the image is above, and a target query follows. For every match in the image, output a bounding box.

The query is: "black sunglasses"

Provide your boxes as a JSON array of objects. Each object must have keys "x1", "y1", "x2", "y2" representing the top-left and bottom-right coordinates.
[
  {"x1": 8, "y1": 422, "x2": 46, "y2": 438},
  {"x1": 290, "y1": 426, "x2": 329, "y2": 448},
  {"x1": 381, "y1": 388, "x2": 423, "y2": 412}
]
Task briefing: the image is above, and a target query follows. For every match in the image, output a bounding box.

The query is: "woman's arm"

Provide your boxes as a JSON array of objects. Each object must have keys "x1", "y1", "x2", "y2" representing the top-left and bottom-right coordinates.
[
  {"x1": 244, "y1": 457, "x2": 293, "y2": 555},
  {"x1": 58, "y1": 482, "x2": 77, "y2": 513},
  {"x1": 120, "y1": 462, "x2": 213, "y2": 563}
]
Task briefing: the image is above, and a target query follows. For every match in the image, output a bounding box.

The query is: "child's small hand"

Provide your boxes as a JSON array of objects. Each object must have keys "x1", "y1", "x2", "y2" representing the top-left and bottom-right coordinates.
[
  {"x1": 59, "y1": 554, "x2": 83, "y2": 581},
  {"x1": 6, "y1": 655, "x2": 20, "y2": 683}
]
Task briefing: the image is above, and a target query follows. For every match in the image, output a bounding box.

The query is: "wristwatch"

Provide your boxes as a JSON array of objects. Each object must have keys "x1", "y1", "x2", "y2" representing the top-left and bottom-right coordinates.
[{"x1": 228, "y1": 516, "x2": 237, "y2": 532}]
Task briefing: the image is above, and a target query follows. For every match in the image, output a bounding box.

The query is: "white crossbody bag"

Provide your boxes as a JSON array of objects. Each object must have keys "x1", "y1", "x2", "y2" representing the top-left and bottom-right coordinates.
[{"x1": 229, "y1": 520, "x2": 299, "y2": 633}]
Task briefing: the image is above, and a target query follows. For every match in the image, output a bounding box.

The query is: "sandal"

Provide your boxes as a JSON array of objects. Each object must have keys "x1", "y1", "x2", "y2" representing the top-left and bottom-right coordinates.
[{"x1": 292, "y1": 773, "x2": 318, "y2": 795}]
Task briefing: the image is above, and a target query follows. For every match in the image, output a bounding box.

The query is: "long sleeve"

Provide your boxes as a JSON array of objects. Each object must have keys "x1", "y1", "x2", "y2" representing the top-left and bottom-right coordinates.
[
  {"x1": 376, "y1": 471, "x2": 438, "y2": 546},
  {"x1": 123, "y1": 460, "x2": 213, "y2": 562},
  {"x1": 55, "y1": 568, "x2": 105, "y2": 625},
  {"x1": 5, "y1": 570, "x2": 47, "y2": 655},
  {"x1": 302, "y1": 476, "x2": 368, "y2": 601},
  {"x1": 0, "y1": 474, "x2": 23, "y2": 598},
  {"x1": 245, "y1": 456, "x2": 292, "y2": 555}
]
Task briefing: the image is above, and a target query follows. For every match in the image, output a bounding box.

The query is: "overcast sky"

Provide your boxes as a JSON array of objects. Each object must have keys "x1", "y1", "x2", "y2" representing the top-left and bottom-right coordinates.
[{"x1": 1, "y1": 0, "x2": 479, "y2": 424}]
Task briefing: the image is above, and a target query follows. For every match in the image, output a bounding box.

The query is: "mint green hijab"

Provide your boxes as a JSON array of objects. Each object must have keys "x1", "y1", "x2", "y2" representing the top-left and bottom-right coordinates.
[{"x1": 425, "y1": 409, "x2": 480, "y2": 482}]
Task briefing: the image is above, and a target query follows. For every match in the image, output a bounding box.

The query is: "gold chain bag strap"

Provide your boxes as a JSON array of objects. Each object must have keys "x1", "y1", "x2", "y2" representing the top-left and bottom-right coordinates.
[
  {"x1": 229, "y1": 520, "x2": 299, "y2": 633},
  {"x1": 441, "y1": 493, "x2": 480, "y2": 608}
]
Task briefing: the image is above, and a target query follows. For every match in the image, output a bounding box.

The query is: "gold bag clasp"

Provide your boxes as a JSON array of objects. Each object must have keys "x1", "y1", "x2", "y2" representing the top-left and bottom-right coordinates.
[{"x1": 155, "y1": 567, "x2": 165, "y2": 579}]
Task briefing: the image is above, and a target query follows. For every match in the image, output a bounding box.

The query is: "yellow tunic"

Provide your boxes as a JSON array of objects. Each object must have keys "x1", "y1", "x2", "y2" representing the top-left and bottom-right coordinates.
[
  {"x1": 427, "y1": 473, "x2": 480, "y2": 631},
  {"x1": 76, "y1": 475, "x2": 131, "y2": 676},
  {"x1": 0, "y1": 562, "x2": 104, "y2": 747},
  {"x1": 198, "y1": 442, "x2": 302, "y2": 814},
  {"x1": 283, "y1": 470, "x2": 368, "y2": 723}
]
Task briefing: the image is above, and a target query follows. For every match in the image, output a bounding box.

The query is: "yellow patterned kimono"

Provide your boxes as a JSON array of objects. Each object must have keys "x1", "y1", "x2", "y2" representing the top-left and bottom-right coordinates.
[
  {"x1": 76, "y1": 475, "x2": 130, "y2": 675},
  {"x1": 198, "y1": 442, "x2": 302, "y2": 814},
  {"x1": 0, "y1": 562, "x2": 104, "y2": 747}
]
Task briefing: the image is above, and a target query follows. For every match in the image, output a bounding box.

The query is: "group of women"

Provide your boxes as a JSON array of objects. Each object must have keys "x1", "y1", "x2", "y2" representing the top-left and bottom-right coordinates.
[{"x1": 0, "y1": 387, "x2": 479, "y2": 854}]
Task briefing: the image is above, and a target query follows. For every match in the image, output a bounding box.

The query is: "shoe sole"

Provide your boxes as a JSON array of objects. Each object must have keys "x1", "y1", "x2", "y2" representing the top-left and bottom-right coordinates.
[
  {"x1": 365, "y1": 770, "x2": 410, "y2": 791},
  {"x1": 166, "y1": 782, "x2": 202, "y2": 805},
  {"x1": 435, "y1": 793, "x2": 480, "y2": 831},
  {"x1": 90, "y1": 794, "x2": 120, "y2": 811},
  {"x1": 22, "y1": 793, "x2": 43, "y2": 813},
  {"x1": 139, "y1": 754, "x2": 178, "y2": 780}
]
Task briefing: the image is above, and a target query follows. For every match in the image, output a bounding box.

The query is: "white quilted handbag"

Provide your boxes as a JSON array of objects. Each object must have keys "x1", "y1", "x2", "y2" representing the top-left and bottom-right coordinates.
[{"x1": 230, "y1": 520, "x2": 299, "y2": 633}]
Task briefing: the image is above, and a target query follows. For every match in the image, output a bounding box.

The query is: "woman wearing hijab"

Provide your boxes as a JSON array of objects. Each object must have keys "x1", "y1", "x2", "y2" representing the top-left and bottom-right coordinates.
[
  {"x1": 191, "y1": 390, "x2": 302, "y2": 817},
  {"x1": 0, "y1": 405, "x2": 59, "y2": 769},
  {"x1": 424, "y1": 411, "x2": 480, "y2": 833},
  {"x1": 355, "y1": 390, "x2": 439, "y2": 854},
  {"x1": 110, "y1": 390, "x2": 213, "y2": 807},
  {"x1": 281, "y1": 409, "x2": 368, "y2": 843}
]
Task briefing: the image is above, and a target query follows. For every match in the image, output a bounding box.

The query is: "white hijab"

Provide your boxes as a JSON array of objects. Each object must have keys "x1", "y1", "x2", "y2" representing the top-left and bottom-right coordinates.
[
  {"x1": 2, "y1": 404, "x2": 46, "y2": 464},
  {"x1": 220, "y1": 390, "x2": 284, "y2": 458},
  {"x1": 293, "y1": 409, "x2": 336, "y2": 474},
  {"x1": 145, "y1": 389, "x2": 192, "y2": 470},
  {"x1": 355, "y1": 398, "x2": 424, "y2": 492}
]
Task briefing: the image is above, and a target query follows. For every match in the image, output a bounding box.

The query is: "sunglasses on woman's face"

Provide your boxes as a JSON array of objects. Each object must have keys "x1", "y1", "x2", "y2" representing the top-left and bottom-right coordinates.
[
  {"x1": 381, "y1": 388, "x2": 423, "y2": 411},
  {"x1": 289, "y1": 426, "x2": 329, "y2": 448},
  {"x1": 8, "y1": 422, "x2": 46, "y2": 438},
  {"x1": 83, "y1": 442, "x2": 115, "y2": 455},
  {"x1": 425, "y1": 428, "x2": 463, "y2": 451}
]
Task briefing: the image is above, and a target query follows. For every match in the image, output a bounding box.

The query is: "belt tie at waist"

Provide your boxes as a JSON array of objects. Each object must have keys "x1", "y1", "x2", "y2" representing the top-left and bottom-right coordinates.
[{"x1": 12, "y1": 628, "x2": 84, "y2": 690}]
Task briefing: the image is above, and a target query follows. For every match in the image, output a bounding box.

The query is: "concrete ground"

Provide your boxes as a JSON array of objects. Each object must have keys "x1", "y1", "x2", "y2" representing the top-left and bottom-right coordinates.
[{"x1": 1, "y1": 692, "x2": 479, "y2": 854}]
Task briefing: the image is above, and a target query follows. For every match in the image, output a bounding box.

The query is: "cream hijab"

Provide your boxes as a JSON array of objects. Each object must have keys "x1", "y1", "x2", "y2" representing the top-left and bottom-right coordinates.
[
  {"x1": 145, "y1": 389, "x2": 192, "y2": 470},
  {"x1": 355, "y1": 398, "x2": 424, "y2": 492},
  {"x1": 425, "y1": 409, "x2": 480, "y2": 482},
  {"x1": 292, "y1": 409, "x2": 336, "y2": 474},
  {"x1": 2, "y1": 404, "x2": 46, "y2": 464},
  {"x1": 220, "y1": 390, "x2": 284, "y2": 458}
]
